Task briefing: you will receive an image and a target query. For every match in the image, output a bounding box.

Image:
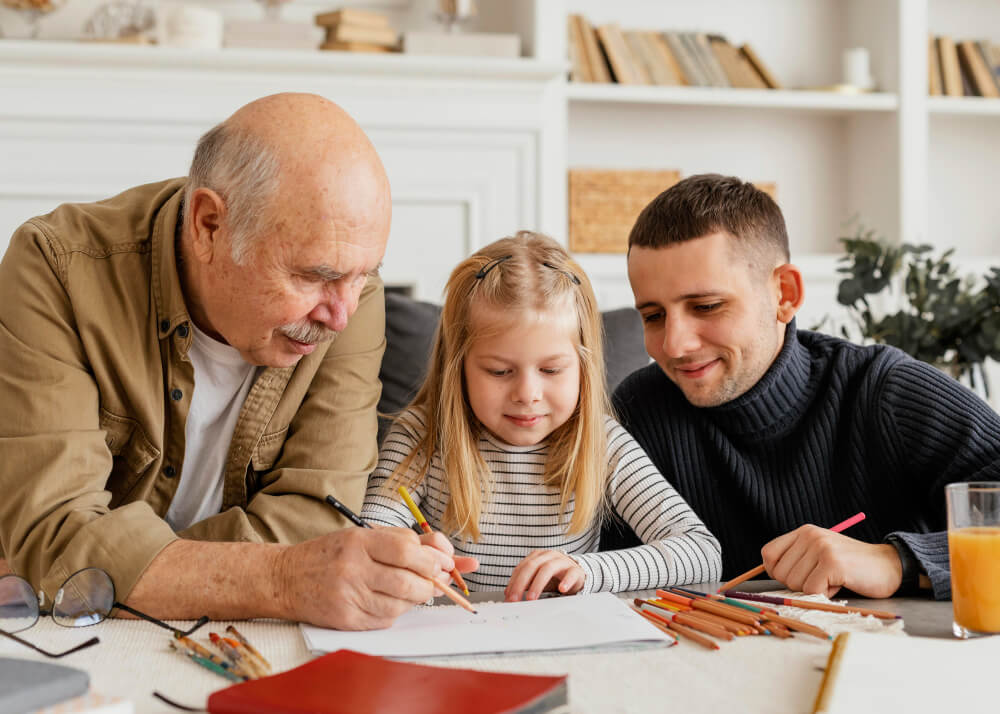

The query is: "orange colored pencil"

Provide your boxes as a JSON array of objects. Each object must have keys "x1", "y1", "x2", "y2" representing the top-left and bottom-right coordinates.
[
  {"x1": 632, "y1": 607, "x2": 680, "y2": 644},
  {"x1": 398, "y1": 486, "x2": 470, "y2": 596},
  {"x1": 763, "y1": 613, "x2": 830, "y2": 640},
  {"x1": 667, "y1": 621, "x2": 720, "y2": 650},
  {"x1": 635, "y1": 600, "x2": 734, "y2": 640}
]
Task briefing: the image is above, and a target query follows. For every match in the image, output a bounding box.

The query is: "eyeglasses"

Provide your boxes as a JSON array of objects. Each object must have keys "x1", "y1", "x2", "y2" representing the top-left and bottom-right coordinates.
[{"x1": 0, "y1": 567, "x2": 209, "y2": 658}]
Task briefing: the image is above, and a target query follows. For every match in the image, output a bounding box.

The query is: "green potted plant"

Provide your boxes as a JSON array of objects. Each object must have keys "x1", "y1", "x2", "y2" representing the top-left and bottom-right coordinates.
[{"x1": 830, "y1": 225, "x2": 1000, "y2": 397}]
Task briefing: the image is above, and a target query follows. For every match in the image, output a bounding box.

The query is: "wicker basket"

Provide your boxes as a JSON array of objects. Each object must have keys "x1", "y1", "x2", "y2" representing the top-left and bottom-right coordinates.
[{"x1": 568, "y1": 169, "x2": 681, "y2": 253}]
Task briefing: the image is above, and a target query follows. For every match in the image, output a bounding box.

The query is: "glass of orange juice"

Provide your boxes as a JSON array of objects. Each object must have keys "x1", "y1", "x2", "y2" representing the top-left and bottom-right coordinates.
[{"x1": 947, "y1": 482, "x2": 1000, "y2": 639}]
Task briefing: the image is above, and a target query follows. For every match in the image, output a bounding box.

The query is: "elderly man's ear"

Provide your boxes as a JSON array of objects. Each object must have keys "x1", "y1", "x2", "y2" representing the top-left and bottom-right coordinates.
[
  {"x1": 773, "y1": 263, "x2": 804, "y2": 324},
  {"x1": 187, "y1": 188, "x2": 227, "y2": 265}
]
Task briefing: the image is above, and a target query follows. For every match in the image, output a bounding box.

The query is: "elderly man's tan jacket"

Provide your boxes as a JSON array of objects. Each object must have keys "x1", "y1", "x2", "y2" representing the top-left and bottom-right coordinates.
[{"x1": 0, "y1": 178, "x2": 385, "y2": 602}]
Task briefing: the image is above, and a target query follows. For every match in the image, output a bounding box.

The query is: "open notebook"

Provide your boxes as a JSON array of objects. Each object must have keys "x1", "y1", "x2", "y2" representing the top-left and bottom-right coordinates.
[
  {"x1": 813, "y1": 631, "x2": 1000, "y2": 713},
  {"x1": 300, "y1": 592, "x2": 673, "y2": 658}
]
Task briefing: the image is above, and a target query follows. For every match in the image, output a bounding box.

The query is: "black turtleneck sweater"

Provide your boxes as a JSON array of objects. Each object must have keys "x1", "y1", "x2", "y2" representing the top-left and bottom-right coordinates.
[{"x1": 607, "y1": 322, "x2": 1000, "y2": 599}]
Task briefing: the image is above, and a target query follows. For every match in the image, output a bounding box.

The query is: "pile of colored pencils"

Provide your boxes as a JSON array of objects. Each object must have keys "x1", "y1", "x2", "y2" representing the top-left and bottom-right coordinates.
[
  {"x1": 170, "y1": 625, "x2": 273, "y2": 682},
  {"x1": 632, "y1": 587, "x2": 841, "y2": 651}
]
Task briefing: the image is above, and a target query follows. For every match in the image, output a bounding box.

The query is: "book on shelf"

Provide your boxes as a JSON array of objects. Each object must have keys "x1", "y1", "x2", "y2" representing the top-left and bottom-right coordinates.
[
  {"x1": 567, "y1": 14, "x2": 592, "y2": 82},
  {"x1": 709, "y1": 35, "x2": 767, "y2": 89},
  {"x1": 596, "y1": 23, "x2": 643, "y2": 85},
  {"x1": 323, "y1": 23, "x2": 398, "y2": 47},
  {"x1": 977, "y1": 41, "x2": 1000, "y2": 91},
  {"x1": 957, "y1": 40, "x2": 999, "y2": 97},
  {"x1": 647, "y1": 31, "x2": 687, "y2": 86},
  {"x1": 936, "y1": 36, "x2": 964, "y2": 97},
  {"x1": 691, "y1": 32, "x2": 730, "y2": 87},
  {"x1": 314, "y1": 8, "x2": 389, "y2": 30},
  {"x1": 321, "y1": 40, "x2": 394, "y2": 53},
  {"x1": 813, "y1": 631, "x2": 1000, "y2": 713},
  {"x1": 629, "y1": 31, "x2": 682, "y2": 86},
  {"x1": 928, "y1": 34, "x2": 943, "y2": 96},
  {"x1": 208, "y1": 650, "x2": 567, "y2": 714},
  {"x1": 740, "y1": 43, "x2": 781, "y2": 89},
  {"x1": 991, "y1": 43, "x2": 1000, "y2": 83},
  {"x1": 622, "y1": 31, "x2": 654, "y2": 85},
  {"x1": 663, "y1": 31, "x2": 709, "y2": 86},
  {"x1": 577, "y1": 15, "x2": 613, "y2": 83}
]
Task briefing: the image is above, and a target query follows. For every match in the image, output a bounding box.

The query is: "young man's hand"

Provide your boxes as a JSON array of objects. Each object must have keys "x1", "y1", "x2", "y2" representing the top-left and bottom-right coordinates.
[{"x1": 760, "y1": 525, "x2": 903, "y2": 598}]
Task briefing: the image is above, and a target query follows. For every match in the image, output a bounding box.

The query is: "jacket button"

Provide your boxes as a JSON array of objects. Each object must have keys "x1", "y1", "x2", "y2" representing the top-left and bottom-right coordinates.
[
  {"x1": 160, "y1": 319, "x2": 170, "y2": 332},
  {"x1": 170, "y1": 388, "x2": 183, "y2": 401},
  {"x1": 177, "y1": 324, "x2": 189, "y2": 338},
  {"x1": 163, "y1": 465, "x2": 176, "y2": 478}
]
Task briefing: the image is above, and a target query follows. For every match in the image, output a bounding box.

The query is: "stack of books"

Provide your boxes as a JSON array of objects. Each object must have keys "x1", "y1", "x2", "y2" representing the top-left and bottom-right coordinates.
[
  {"x1": 928, "y1": 36, "x2": 1000, "y2": 98},
  {"x1": 315, "y1": 7, "x2": 399, "y2": 53},
  {"x1": 567, "y1": 15, "x2": 780, "y2": 90}
]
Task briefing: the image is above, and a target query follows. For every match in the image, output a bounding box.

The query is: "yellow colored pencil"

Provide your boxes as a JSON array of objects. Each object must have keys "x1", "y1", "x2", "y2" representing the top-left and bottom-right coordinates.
[{"x1": 397, "y1": 485, "x2": 470, "y2": 596}]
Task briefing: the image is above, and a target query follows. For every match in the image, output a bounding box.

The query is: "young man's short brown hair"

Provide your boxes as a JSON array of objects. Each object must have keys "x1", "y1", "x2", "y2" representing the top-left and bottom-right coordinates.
[{"x1": 628, "y1": 173, "x2": 790, "y2": 266}]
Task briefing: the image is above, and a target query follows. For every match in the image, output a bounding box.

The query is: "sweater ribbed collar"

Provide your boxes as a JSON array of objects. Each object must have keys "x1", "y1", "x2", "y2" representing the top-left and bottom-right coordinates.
[{"x1": 699, "y1": 320, "x2": 814, "y2": 439}]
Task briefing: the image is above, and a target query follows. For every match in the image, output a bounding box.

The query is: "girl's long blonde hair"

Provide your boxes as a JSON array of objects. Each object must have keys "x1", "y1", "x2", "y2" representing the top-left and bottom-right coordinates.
[{"x1": 389, "y1": 231, "x2": 611, "y2": 541}]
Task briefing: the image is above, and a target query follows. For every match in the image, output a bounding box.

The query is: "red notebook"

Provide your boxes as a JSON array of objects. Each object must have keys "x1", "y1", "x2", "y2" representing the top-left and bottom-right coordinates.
[{"x1": 207, "y1": 649, "x2": 568, "y2": 714}]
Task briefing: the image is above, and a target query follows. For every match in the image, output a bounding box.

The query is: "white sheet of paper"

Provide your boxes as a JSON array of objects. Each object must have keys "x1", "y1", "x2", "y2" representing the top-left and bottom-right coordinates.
[{"x1": 300, "y1": 592, "x2": 673, "y2": 658}]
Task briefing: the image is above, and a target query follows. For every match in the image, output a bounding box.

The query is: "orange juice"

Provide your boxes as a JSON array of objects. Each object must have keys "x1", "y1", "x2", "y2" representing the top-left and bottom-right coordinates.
[{"x1": 949, "y1": 526, "x2": 1000, "y2": 633}]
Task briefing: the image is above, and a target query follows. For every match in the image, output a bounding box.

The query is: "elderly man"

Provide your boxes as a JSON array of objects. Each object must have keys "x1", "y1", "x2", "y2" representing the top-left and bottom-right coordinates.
[
  {"x1": 607, "y1": 173, "x2": 1000, "y2": 600},
  {"x1": 0, "y1": 93, "x2": 473, "y2": 630}
]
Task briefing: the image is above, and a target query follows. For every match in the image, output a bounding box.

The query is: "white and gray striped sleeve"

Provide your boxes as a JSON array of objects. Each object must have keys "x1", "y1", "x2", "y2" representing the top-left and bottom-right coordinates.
[
  {"x1": 572, "y1": 418, "x2": 722, "y2": 592},
  {"x1": 360, "y1": 413, "x2": 424, "y2": 529}
]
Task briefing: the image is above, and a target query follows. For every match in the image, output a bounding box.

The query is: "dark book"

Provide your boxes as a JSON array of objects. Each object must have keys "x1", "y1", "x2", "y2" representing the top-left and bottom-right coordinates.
[{"x1": 0, "y1": 657, "x2": 89, "y2": 713}]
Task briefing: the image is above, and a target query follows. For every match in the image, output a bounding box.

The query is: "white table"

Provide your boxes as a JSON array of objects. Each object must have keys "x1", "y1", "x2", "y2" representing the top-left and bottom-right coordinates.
[{"x1": 0, "y1": 584, "x2": 949, "y2": 714}]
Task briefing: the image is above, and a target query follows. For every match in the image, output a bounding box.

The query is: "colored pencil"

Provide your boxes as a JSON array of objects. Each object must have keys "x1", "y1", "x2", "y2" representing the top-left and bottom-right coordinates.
[
  {"x1": 723, "y1": 591, "x2": 901, "y2": 620},
  {"x1": 226, "y1": 625, "x2": 273, "y2": 675},
  {"x1": 635, "y1": 600, "x2": 734, "y2": 640},
  {"x1": 630, "y1": 607, "x2": 681, "y2": 646},
  {"x1": 667, "y1": 620, "x2": 721, "y2": 650},
  {"x1": 397, "y1": 486, "x2": 470, "y2": 596},
  {"x1": 716, "y1": 511, "x2": 867, "y2": 593},
  {"x1": 324, "y1": 493, "x2": 478, "y2": 614},
  {"x1": 761, "y1": 612, "x2": 831, "y2": 640},
  {"x1": 209, "y1": 632, "x2": 259, "y2": 679},
  {"x1": 170, "y1": 640, "x2": 245, "y2": 683},
  {"x1": 175, "y1": 634, "x2": 238, "y2": 673},
  {"x1": 647, "y1": 598, "x2": 751, "y2": 635}
]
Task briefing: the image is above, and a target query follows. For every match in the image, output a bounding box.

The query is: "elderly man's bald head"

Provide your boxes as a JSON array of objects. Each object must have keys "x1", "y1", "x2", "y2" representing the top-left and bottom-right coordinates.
[{"x1": 186, "y1": 93, "x2": 391, "y2": 263}]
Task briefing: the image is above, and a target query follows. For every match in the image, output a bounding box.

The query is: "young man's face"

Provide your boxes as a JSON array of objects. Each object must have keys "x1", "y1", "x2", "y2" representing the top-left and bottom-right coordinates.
[{"x1": 627, "y1": 232, "x2": 788, "y2": 407}]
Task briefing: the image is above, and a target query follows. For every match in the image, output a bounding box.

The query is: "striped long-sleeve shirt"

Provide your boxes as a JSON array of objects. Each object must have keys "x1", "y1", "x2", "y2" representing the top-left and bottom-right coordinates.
[{"x1": 361, "y1": 411, "x2": 722, "y2": 593}]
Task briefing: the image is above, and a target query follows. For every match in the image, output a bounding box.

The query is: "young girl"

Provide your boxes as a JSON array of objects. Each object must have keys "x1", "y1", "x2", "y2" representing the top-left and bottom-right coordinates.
[{"x1": 362, "y1": 231, "x2": 721, "y2": 600}]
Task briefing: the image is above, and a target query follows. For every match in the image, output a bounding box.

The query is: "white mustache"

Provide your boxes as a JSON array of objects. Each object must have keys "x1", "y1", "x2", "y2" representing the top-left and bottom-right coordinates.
[{"x1": 280, "y1": 320, "x2": 338, "y2": 345}]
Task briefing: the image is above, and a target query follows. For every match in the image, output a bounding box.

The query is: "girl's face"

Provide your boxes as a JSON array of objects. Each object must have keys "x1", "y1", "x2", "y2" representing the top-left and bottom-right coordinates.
[{"x1": 463, "y1": 307, "x2": 582, "y2": 447}]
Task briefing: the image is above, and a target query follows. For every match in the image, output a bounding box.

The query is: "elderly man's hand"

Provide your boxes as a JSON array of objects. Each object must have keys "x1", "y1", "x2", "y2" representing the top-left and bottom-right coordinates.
[
  {"x1": 274, "y1": 528, "x2": 477, "y2": 630},
  {"x1": 760, "y1": 525, "x2": 903, "y2": 599}
]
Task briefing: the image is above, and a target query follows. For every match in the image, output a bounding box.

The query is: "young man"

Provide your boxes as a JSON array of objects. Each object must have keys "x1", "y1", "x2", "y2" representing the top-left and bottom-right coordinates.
[
  {"x1": 0, "y1": 93, "x2": 474, "y2": 630},
  {"x1": 609, "y1": 173, "x2": 1000, "y2": 599}
]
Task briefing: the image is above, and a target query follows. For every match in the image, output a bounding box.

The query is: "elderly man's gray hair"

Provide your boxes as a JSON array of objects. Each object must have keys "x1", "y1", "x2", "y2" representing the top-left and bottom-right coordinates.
[{"x1": 184, "y1": 122, "x2": 281, "y2": 264}]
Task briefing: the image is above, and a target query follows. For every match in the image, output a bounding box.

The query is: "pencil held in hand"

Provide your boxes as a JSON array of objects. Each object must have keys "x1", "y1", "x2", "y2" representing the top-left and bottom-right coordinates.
[
  {"x1": 717, "y1": 511, "x2": 867, "y2": 593},
  {"x1": 397, "y1": 485, "x2": 470, "y2": 596}
]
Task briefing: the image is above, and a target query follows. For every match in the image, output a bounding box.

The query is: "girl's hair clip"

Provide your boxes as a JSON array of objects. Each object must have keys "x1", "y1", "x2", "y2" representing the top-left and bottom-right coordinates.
[
  {"x1": 542, "y1": 261, "x2": 581, "y2": 285},
  {"x1": 474, "y1": 254, "x2": 513, "y2": 280}
]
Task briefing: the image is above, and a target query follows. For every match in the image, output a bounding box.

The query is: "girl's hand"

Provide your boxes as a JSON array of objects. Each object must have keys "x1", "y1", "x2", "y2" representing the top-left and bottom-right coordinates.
[{"x1": 504, "y1": 550, "x2": 585, "y2": 602}]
